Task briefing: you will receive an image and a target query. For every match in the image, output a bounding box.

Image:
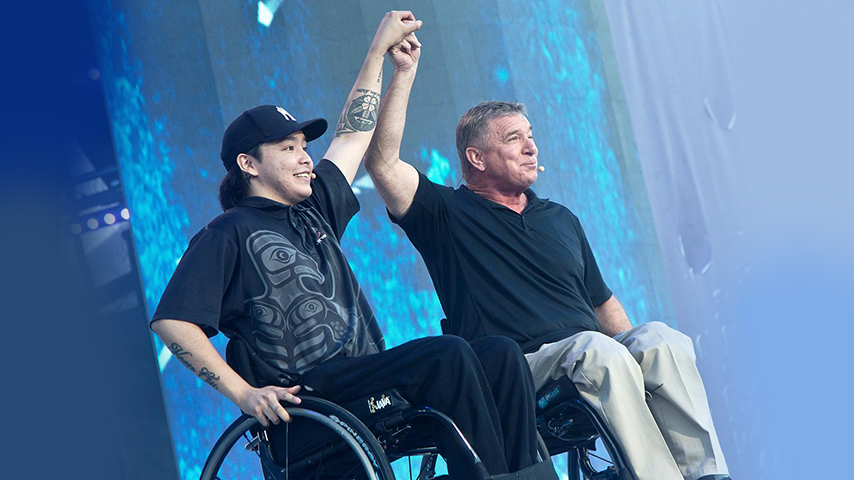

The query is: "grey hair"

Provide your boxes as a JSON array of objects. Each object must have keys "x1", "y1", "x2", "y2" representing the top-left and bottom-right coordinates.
[{"x1": 455, "y1": 101, "x2": 527, "y2": 181}]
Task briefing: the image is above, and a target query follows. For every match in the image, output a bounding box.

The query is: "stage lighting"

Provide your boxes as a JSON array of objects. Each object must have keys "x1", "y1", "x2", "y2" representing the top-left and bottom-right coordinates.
[
  {"x1": 87, "y1": 218, "x2": 99, "y2": 230},
  {"x1": 70, "y1": 223, "x2": 82, "y2": 235},
  {"x1": 104, "y1": 213, "x2": 116, "y2": 225},
  {"x1": 258, "y1": 2, "x2": 273, "y2": 27},
  {"x1": 257, "y1": 0, "x2": 282, "y2": 27},
  {"x1": 121, "y1": 208, "x2": 130, "y2": 220}
]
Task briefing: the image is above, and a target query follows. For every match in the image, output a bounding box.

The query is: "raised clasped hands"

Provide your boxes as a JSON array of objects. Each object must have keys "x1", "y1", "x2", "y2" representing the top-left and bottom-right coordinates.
[
  {"x1": 372, "y1": 10, "x2": 422, "y2": 57},
  {"x1": 389, "y1": 28, "x2": 421, "y2": 72}
]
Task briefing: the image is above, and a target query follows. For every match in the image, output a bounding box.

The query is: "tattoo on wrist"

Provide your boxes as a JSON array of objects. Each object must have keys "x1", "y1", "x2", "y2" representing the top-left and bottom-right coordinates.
[
  {"x1": 335, "y1": 89, "x2": 380, "y2": 136},
  {"x1": 168, "y1": 342, "x2": 196, "y2": 373},
  {"x1": 198, "y1": 367, "x2": 221, "y2": 391}
]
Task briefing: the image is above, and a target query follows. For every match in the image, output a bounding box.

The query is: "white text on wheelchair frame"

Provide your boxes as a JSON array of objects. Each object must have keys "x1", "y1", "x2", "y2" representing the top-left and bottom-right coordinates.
[{"x1": 368, "y1": 394, "x2": 392, "y2": 414}]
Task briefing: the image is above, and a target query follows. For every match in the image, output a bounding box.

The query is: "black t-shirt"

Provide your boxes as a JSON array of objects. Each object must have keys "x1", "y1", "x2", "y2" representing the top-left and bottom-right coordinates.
[
  {"x1": 152, "y1": 160, "x2": 384, "y2": 386},
  {"x1": 393, "y1": 172, "x2": 612, "y2": 353}
]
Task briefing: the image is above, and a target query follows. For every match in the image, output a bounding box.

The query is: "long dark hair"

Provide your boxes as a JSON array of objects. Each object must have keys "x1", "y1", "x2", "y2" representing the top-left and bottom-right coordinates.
[{"x1": 218, "y1": 145, "x2": 262, "y2": 211}]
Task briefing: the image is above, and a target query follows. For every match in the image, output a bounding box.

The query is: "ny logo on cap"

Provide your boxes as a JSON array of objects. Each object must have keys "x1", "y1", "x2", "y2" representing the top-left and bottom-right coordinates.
[{"x1": 276, "y1": 106, "x2": 296, "y2": 122}]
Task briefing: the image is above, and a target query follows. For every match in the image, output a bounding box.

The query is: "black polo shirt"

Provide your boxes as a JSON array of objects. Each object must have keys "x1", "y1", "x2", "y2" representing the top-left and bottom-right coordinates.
[
  {"x1": 152, "y1": 160, "x2": 384, "y2": 386},
  {"x1": 393, "y1": 171, "x2": 612, "y2": 353}
]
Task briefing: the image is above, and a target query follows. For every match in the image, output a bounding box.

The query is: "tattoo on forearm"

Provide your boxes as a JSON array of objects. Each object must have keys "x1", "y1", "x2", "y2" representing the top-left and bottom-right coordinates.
[
  {"x1": 198, "y1": 367, "x2": 221, "y2": 391},
  {"x1": 335, "y1": 89, "x2": 380, "y2": 136},
  {"x1": 376, "y1": 67, "x2": 382, "y2": 84},
  {"x1": 167, "y1": 342, "x2": 220, "y2": 390},
  {"x1": 168, "y1": 342, "x2": 196, "y2": 373}
]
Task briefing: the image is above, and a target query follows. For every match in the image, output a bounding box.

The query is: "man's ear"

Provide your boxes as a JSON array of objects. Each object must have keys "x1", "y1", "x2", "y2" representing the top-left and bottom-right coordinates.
[
  {"x1": 236, "y1": 153, "x2": 258, "y2": 177},
  {"x1": 465, "y1": 146, "x2": 485, "y2": 172}
]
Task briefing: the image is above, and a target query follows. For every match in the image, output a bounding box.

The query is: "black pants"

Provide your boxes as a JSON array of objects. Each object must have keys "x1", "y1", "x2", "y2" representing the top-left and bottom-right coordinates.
[{"x1": 299, "y1": 335, "x2": 539, "y2": 478}]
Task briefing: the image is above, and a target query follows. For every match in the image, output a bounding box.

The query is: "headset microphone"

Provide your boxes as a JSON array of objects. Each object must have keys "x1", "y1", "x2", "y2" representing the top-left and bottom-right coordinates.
[{"x1": 538, "y1": 166, "x2": 545, "y2": 172}]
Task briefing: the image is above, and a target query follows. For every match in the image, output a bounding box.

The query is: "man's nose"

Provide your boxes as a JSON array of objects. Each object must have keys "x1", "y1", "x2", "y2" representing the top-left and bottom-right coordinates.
[
  {"x1": 524, "y1": 137, "x2": 538, "y2": 156},
  {"x1": 300, "y1": 150, "x2": 313, "y2": 167}
]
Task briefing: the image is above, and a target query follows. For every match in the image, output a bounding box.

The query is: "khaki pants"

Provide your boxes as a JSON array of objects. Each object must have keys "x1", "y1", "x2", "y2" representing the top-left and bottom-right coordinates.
[{"x1": 525, "y1": 322, "x2": 728, "y2": 480}]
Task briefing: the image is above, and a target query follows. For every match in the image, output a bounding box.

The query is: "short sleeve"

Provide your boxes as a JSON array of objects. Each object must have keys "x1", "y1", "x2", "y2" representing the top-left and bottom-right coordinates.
[
  {"x1": 576, "y1": 219, "x2": 613, "y2": 307},
  {"x1": 390, "y1": 172, "x2": 457, "y2": 268},
  {"x1": 151, "y1": 227, "x2": 239, "y2": 336},
  {"x1": 301, "y1": 159, "x2": 360, "y2": 240},
  {"x1": 391, "y1": 171, "x2": 449, "y2": 230}
]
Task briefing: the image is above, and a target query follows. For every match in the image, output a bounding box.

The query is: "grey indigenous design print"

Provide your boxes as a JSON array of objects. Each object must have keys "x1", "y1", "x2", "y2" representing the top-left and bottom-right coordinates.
[{"x1": 245, "y1": 230, "x2": 358, "y2": 373}]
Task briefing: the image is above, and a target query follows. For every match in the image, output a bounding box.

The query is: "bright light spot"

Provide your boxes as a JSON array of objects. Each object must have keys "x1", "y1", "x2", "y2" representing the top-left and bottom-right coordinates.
[
  {"x1": 158, "y1": 346, "x2": 173, "y2": 372},
  {"x1": 121, "y1": 208, "x2": 130, "y2": 220},
  {"x1": 87, "y1": 218, "x2": 99, "y2": 230},
  {"x1": 88, "y1": 68, "x2": 100, "y2": 80},
  {"x1": 104, "y1": 213, "x2": 116, "y2": 225},
  {"x1": 258, "y1": 1, "x2": 273, "y2": 27},
  {"x1": 70, "y1": 223, "x2": 82, "y2": 235},
  {"x1": 494, "y1": 67, "x2": 509, "y2": 83}
]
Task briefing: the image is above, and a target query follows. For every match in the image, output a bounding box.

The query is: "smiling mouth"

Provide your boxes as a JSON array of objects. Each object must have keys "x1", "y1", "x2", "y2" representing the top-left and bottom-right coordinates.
[{"x1": 294, "y1": 172, "x2": 311, "y2": 178}]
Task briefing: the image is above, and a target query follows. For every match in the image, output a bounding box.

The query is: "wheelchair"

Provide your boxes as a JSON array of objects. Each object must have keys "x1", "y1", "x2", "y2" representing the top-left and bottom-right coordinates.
[
  {"x1": 202, "y1": 331, "x2": 630, "y2": 480},
  {"x1": 200, "y1": 377, "x2": 630, "y2": 480},
  {"x1": 200, "y1": 385, "x2": 541, "y2": 480}
]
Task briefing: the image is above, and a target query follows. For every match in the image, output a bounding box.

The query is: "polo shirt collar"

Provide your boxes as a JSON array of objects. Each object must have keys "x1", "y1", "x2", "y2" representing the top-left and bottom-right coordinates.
[
  {"x1": 523, "y1": 189, "x2": 548, "y2": 211},
  {"x1": 239, "y1": 196, "x2": 307, "y2": 211},
  {"x1": 238, "y1": 196, "x2": 312, "y2": 224},
  {"x1": 461, "y1": 185, "x2": 547, "y2": 212}
]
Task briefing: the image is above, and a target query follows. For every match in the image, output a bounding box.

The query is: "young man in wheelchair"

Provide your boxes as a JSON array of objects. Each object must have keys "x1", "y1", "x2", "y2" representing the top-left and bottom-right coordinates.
[{"x1": 150, "y1": 11, "x2": 556, "y2": 480}]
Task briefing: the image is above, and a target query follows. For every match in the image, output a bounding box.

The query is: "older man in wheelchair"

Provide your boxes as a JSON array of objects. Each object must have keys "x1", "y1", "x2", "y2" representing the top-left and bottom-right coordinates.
[
  {"x1": 359, "y1": 12, "x2": 733, "y2": 480},
  {"x1": 150, "y1": 11, "x2": 556, "y2": 480}
]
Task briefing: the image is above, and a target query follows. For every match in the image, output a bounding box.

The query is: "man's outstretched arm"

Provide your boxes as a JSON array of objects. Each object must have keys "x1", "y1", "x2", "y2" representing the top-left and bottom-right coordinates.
[
  {"x1": 364, "y1": 25, "x2": 422, "y2": 219},
  {"x1": 324, "y1": 11, "x2": 422, "y2": 184},
  {"x1": 151, "y1": 319, "x2": 301, "y2": 427}
]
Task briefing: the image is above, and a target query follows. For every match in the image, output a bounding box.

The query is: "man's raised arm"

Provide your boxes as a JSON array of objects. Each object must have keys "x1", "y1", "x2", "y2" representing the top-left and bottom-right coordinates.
[
  {"x1": 364, "y1": 24, "x2": 422, "y2": 219},
  {"x1": 324, "y1": 11, "x2": 422, "y2": 184}
]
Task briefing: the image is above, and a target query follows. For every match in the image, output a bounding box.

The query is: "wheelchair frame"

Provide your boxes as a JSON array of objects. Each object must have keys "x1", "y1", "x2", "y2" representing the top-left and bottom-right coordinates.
[
  {"x1": 536, "y1": 376, "x2": 631, "y2": 480},
  {"x1": 201, "y1": 376, "x2": 630, "y2": 480},
  {"x1": 200, "y1": 392, "x2": 492, "y2": 480}
]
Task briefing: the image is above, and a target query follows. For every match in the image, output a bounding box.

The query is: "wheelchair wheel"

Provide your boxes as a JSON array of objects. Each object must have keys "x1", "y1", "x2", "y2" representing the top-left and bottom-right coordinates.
[{"x1": 200, "y1": 397, "x2": 395, "y2": 480}]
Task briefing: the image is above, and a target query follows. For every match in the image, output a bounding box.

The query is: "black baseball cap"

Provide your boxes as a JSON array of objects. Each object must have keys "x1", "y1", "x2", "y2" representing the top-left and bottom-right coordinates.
[{"x1": 220, "y1": 105, "x2": 328, "y2": 170}]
